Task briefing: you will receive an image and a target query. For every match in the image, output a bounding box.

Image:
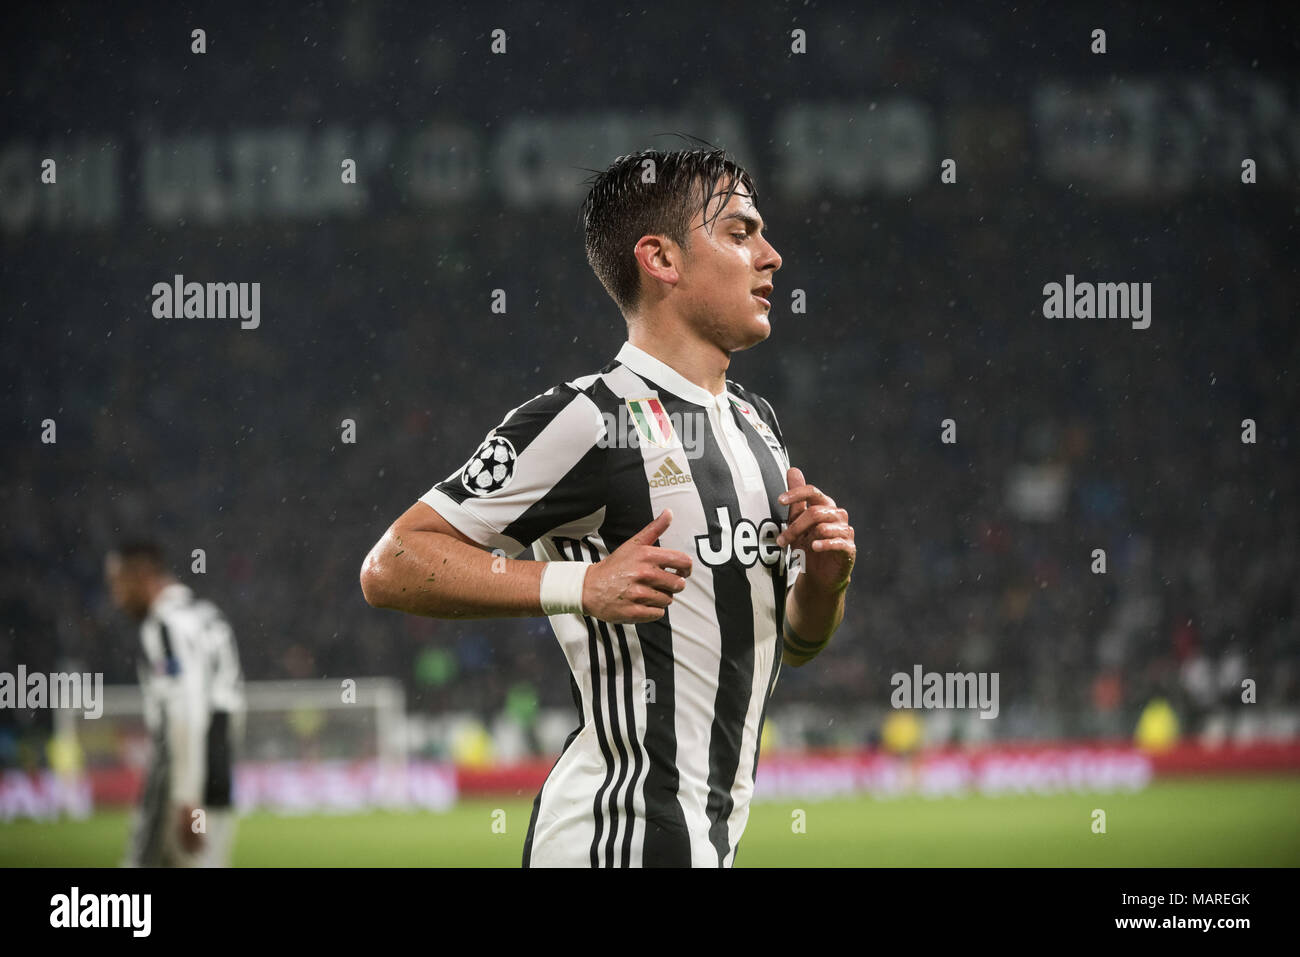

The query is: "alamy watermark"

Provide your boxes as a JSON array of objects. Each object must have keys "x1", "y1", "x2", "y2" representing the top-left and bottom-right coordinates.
[
  {"x1": 890, "y1": 665, "x2": 999, "y2": 719},
  {"x1": 151, "y1": 274, "x2": 260, "y2": 329},
  {"x1": 596, "y1": 404, "x2": 707, "y2": 460},
  {"x1": 1042, "y1": 274, "x2": 1151, "y2": 329},
  {"x1": 0, "y1": 666, "x2": 103, "y2": 719},
  {"x1": 50, "y1": 887, "x2": 150, "y2": 937}
]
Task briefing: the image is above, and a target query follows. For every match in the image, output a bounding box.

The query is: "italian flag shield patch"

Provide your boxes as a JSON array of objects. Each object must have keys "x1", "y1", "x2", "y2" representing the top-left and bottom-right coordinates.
[{"x1": 626, "y1": 397, "x2": 676, "y2": 448}]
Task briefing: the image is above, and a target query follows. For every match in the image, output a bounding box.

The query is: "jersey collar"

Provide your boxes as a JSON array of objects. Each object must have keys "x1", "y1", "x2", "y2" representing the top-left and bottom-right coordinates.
[
  {"x1": 148, "y1": 581, "x2": 192, "y2": 616},
  {"x1": 615, "y1": 341, "x2": 733, "y2": 409}
]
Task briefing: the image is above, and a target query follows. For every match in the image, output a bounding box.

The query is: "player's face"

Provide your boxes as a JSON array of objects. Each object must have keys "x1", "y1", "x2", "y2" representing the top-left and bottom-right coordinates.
[
  {"x1": 104, "y1": 555, "x2": 149, "y2": 620},
  {"x1": 677, "y1": 180, "x2": 782, "y2": 352}
]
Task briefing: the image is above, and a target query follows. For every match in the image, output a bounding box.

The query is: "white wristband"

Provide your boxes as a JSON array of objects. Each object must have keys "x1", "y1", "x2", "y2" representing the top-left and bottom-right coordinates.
[{"x1": 540, "y1": 561, "x2": 588, "y2": 616}]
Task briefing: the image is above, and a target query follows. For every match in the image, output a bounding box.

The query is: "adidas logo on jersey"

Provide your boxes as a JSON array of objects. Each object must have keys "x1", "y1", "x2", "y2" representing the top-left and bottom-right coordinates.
[{"x1": 648, "y1": 457, "x2": 693, "y2": 488}]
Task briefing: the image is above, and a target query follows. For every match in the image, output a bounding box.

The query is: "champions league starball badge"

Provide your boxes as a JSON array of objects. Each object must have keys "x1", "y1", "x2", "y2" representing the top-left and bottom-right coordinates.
[{"x1": 460, "y1": 434, "x2": 518, "y2": 496}]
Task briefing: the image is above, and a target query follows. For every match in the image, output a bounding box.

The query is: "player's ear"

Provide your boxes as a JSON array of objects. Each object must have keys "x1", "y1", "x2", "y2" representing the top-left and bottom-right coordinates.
[{"x1": 633, "y1": 234, "x2": 681, "y2": 290}]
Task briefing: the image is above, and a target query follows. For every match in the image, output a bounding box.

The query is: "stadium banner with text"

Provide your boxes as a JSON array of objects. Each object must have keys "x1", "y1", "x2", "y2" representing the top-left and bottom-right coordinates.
[
  {"x1": 454, "y1": 740, "x2": 1300, "y2": 801},
  {"x1": 3, "y1": 74, "x2": 1296, "y2": 234},
  {"x1": 4, "y1": 742, "x2": 1297, "y2": 820},
  {"x1": 1, "y1": 760, "x2": 456, "y2": 820}
]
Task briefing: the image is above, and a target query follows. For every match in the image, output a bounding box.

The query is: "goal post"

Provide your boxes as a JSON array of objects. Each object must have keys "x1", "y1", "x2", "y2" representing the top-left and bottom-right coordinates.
[{"x1": 55, "y1": 677, "x2": 459, "y2": 814}]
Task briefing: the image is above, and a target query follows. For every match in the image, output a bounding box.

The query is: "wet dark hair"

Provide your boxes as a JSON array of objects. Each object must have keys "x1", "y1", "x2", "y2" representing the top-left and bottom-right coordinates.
[
  {"x1": 580, "y1": 146, "x2": 757, "y2": 313},
  {"x1": 112, "y1": 540, "x2": 166, "y2": 571}
]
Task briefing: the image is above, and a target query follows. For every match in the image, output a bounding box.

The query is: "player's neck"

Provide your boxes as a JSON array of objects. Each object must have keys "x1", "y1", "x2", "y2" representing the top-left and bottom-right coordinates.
[
  {"x1": 144, "y1": 576, "x2": 177, "y2": 610},
  {"x1": 626, "y1": 324, "x2": 729, "y2": 398}
]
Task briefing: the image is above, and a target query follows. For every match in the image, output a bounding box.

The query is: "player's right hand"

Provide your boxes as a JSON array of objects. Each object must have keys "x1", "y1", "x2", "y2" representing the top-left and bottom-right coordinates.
[
  {"x1": 582, "y1": 509, "x2": 692, "y2": 624},
  {"x1": 177, "y1": 804, "x2": 206, "y2": 854}
]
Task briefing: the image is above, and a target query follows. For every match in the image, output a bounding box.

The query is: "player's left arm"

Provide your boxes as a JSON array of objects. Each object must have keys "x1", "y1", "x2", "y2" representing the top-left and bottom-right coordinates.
[{"x1": 776, "y1": 466, "x2": 855, "y2": 666}]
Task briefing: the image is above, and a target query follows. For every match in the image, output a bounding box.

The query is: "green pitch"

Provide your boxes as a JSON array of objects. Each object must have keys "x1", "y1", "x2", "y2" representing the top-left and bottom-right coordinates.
[{"x1": 3, "y1": 776, "x2": 1297, "y2": 867}]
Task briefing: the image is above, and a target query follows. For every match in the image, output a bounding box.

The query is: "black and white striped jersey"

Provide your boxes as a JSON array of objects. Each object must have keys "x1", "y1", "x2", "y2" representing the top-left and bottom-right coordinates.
[
  {"x1": 421, "y1": 341, "x2": 799, "y2": 868},
  {"x1": 136, "y1": 584, "x2": 243, "y2": 808}
]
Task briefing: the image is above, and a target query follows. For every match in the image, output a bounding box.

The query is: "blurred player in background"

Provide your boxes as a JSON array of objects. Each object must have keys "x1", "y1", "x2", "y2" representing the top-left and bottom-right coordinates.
[
  {"x1": 105, "y1": 542, "x2": 245, "y2": 867},
  {"x1": 362, "y1": 148, "x2": 856, "y2": 867}
]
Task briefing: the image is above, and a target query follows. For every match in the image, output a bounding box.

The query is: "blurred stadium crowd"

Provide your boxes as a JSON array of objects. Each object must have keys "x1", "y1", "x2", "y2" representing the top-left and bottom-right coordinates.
[{"x1": 2, "y1": 2, "x2": 1296, "y2": 767}]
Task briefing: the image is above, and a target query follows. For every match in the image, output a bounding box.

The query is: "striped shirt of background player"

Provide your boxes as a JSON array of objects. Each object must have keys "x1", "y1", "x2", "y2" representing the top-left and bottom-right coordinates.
[
  {"x1": 421, "y1": 348, "x2": 793, "y2": 867},
  {"x1": 130, "y1": 584, "x2": 242, "y2": 864}
]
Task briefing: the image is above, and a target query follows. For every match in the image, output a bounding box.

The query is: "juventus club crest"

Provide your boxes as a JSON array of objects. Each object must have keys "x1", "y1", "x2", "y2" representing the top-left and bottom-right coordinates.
[{"x1": 730, "y1": 398, "x2": 783, "y2": 457}]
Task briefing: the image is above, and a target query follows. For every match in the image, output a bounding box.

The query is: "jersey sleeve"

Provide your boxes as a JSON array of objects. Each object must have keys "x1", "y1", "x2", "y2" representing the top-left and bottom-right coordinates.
[
  {"x1": 419, "y1": 383, "x2": 607, "y2": 558},
  {"x1": 196, "y1": 599, "x2": 244, "y2": 715}
]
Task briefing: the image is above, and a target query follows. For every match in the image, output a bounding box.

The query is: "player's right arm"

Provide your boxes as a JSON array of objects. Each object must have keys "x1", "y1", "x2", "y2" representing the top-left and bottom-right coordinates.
[
  {"x1": 360, "y1": 499, "x2": 544, "y2": 618},
  {"x1": 359, "y1": 385, "x2": 691, "y2": 624},
  {"x1": 361, "y1": 502, "x2": 690, "y2": 624}
]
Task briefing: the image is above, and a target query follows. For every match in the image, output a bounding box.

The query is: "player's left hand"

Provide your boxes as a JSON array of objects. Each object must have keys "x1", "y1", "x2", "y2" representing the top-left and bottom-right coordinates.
[{"x1": 776, "y1": 466, "x2": 854, "y2": 593}]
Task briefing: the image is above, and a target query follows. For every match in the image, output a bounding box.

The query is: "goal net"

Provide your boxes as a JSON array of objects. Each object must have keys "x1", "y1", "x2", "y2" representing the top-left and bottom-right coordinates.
[{"x1": 56, "y1": 677, "x2": 456, "y2": 814}]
